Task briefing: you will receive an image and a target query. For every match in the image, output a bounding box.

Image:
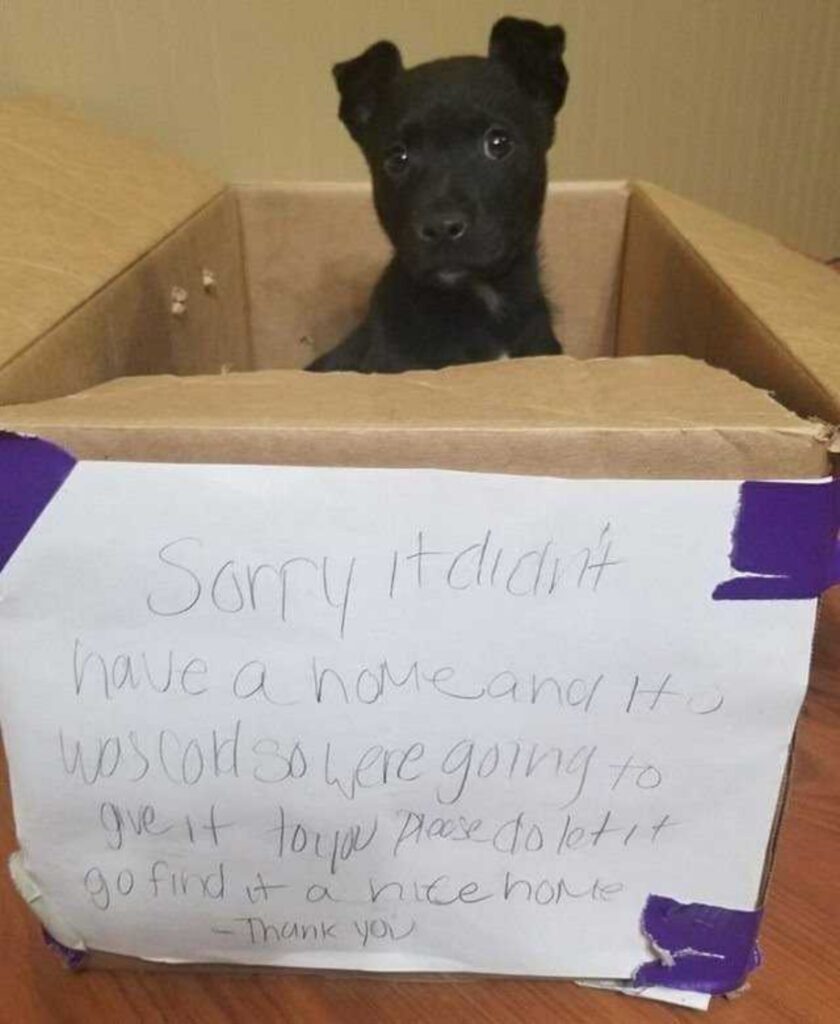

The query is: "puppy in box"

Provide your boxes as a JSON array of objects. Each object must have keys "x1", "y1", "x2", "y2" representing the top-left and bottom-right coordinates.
[{"x1": 306, "y1": 17, "x2": 569, "y2": 373}]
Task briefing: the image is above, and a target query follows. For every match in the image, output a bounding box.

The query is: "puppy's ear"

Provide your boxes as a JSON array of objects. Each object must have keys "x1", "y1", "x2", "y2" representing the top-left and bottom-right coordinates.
[
  {"x1": 333, "y1": 41, "x2": 403, "y2": 142},
  {"x1": 489, "y1": 17, "x2": 569, "y2": 117}
]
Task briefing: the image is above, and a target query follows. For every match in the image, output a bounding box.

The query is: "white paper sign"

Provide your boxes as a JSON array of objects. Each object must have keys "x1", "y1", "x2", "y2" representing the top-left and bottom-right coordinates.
[{"x1": 0, "y1": 464, "x2": 816, "y2": 977}]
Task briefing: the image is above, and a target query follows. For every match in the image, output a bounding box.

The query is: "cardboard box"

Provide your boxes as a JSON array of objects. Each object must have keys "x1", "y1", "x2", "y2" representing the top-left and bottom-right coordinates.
[
  {"x1": 1, "y1": 96, "x2": 838, "y2": 472},
  {"x1": 0, "y1": 97, "x2": 839, "y2": 988}
]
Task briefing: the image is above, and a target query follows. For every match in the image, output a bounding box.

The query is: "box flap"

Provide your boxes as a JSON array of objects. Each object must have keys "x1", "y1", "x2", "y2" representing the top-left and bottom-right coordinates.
[
  {"x1": 1, "y1": 356, "x2": 829, "y2": 479},
  {"x1": 0, "y1": 97, "x2": 223, "y2": 372},
  {"x1": 632, "y1": 182, "x2": 840, "y2": 424}
]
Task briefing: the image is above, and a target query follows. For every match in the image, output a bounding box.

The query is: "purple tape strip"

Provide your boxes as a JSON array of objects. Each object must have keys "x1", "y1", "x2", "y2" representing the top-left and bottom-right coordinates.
[
  {"x1": 714, "y1": 479, "x2": 840, "y2": 600},
  {"x1": 0, "y1": 432, "x2": 76, "y2": 573},
  {"x1": 634, "y1": 894, "x2": 762, "y2": 995},
  {"x1": 41, "y1": 929, "x2": 86, "y2": 971}
]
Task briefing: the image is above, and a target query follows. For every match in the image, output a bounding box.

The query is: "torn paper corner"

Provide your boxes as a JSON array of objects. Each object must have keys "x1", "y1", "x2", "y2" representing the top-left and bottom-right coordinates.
[
  {"x1": 577, "y1": 978, "x2": 711, "y2": 1012},
  {"x1": 633, "y1": 894, "x2": 762, "y2": 996},
  {"x1": 9, "y1": 852, "x2": 87, "y2": 967}
]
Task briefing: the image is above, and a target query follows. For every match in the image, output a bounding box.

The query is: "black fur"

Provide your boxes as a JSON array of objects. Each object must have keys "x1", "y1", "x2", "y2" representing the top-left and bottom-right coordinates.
[{"x1": 307, "y1": 17, "x2": 568, "y2": 374}]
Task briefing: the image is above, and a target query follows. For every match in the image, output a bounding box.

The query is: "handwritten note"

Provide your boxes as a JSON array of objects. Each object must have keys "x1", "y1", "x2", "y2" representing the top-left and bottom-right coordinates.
[{"x1": 0, "y1": 464, "x2": 816, "y2": 976}]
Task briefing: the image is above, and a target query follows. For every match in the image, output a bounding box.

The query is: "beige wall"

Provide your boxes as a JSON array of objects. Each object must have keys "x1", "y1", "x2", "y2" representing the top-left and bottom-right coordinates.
[{"x1": 1, "y1": 0, "x2": 838, "y2": 256}]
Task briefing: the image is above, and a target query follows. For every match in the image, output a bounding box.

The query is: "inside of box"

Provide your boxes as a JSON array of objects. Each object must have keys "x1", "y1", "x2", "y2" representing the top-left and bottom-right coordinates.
[
  {"x1": 236, "y1": 181, "x2": 630, "y2": 369},
  {"x1": 231, "y1": 181, "x2": 836, "y2": 429},
  {"x1": 2, "y1": 98, "x2": 837, "y2": 428},
  {"x1": 1, "y1": 176, "x2": 836, "y2": 437},
  {"x1": 0, "y1": 177, "x2": 832, "y2": 479}
]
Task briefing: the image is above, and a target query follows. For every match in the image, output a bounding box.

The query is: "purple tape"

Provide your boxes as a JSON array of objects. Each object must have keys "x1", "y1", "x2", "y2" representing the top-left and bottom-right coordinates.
[
  {"x1": 714, "y1": 479, "x2": 840, "y2": 600},
  {"x1": 634, "y1": 895, "x2": 762, "y2": 995},
  {"x1": 0, "y1": 432, "x2": 76, "y2": 574},
  {"x1": 41, "y1": 929, "x2": 86, "y2": 971}
]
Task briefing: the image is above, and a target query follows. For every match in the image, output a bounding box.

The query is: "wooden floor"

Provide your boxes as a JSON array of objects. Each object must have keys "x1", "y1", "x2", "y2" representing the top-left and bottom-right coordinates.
[{"x1": 1, "y1": 589, "x2": 838, "y2": 1023}]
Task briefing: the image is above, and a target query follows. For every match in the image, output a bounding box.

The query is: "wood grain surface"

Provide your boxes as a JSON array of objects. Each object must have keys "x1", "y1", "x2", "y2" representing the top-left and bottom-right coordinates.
[{"x1": 1, "y1": 587, "x2": 837, "y2": 1023}]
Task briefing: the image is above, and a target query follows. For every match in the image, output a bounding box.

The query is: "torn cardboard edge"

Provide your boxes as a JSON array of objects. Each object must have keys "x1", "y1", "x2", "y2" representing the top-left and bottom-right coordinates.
[{"x1": 0, "y1": 355, "x2": 834, "y2": 482}]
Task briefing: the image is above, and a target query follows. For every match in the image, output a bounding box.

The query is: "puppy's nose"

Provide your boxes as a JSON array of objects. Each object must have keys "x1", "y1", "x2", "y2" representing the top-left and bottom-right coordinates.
[{"x1": 415, "y1": 212, "x2": 469, "y2": 243}]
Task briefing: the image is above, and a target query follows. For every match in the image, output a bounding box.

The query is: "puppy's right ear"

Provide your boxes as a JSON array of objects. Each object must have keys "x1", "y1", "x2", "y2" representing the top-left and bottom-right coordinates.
[
  {"x1": 333, "y1": 41, "x2": 403, "y2": 142},
  {"x1": 489, "y1": 18, "x2": 569, "y2": 118}
]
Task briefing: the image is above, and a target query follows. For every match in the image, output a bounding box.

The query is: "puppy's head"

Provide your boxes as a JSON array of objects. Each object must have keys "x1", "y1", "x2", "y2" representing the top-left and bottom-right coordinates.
[{"x1": 333, "y1": 18, "x2": 568, "y2": 287}]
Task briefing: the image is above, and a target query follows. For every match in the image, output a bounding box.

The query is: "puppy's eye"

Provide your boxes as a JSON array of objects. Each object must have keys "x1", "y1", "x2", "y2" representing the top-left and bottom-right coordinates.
[
  {"x1": 483, "y1": 127, "x2": 514, "y2": 161},
  {"x1": 384, "y1": 143, "x2": 409, "y2": 177}
]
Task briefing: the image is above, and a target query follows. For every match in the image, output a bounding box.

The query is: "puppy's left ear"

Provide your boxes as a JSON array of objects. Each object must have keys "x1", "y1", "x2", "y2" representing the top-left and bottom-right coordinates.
[
  {"x1": 489, "y1": 17, "x2": 569, "y2": 119},
  {"x1": 333, "y1": 40, "x2": 403, "y2": 143}
]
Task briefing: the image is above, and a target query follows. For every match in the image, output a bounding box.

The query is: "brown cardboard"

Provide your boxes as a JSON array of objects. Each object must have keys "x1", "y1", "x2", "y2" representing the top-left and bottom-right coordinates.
[
  {"x1": 1, "y1": 96, "x2": 838, "y2": 448},
  {"x1": 237, "y1": 180, "x2": 629, "y2": 368},
  {"x1": 0, "y1": 191, "x2": 253, "y2": 406},
  {"x1": 618, "y1": 183, "x2": 840, "y2": 424},
  {"x1": 0, "y1": 357, "x2": 830, "y2": 479},
  {"x1": 0, "y1": 99, "x2": 837, "y2": 976},
  {"x1": 0, "y1": 98, "x2": 249, "y2": 406}
]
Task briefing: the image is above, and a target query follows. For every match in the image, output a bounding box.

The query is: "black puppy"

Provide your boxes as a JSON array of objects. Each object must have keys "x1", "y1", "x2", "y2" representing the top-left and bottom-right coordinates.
[{"x1": 306, "y1": 17, "x2": 568, "y2": 373}]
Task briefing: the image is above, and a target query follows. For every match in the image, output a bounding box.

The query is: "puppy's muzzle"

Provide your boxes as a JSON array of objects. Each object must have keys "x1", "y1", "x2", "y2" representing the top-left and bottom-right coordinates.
[{"x1": 414, "y1": 209, "x2": 470, "y2": 244}]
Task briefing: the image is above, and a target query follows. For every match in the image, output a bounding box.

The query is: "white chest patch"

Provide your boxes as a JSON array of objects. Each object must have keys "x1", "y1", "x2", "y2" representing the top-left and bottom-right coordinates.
[{"x1": 472, "y1": 280, "x2": 505, "y2": 319}]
